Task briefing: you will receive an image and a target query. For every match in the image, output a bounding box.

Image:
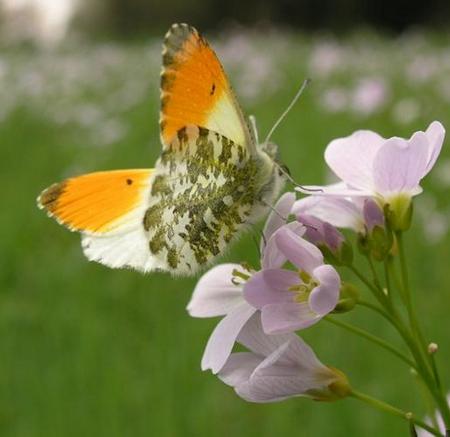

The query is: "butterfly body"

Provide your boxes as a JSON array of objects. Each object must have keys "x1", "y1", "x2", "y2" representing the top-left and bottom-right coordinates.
[{"x1": 38, "y1": 23, "x2": 286, "y2": 276}]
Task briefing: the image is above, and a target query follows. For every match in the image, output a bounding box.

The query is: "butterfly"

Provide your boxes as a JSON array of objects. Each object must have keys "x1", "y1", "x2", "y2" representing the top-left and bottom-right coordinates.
[{"x1": 37, "y1": 23, "x2": 286, "y2": 275}]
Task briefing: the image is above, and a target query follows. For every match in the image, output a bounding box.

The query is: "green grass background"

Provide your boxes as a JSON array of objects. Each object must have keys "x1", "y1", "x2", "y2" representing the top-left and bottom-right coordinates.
[{"x1": 1, "y1": 36, "x2": 450, "y2": 436}]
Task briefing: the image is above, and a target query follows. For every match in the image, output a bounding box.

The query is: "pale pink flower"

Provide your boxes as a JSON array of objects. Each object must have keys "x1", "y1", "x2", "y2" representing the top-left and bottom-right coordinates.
[
  {"x1": 218, "y1": 313, "x2": 348, "y2": 403},
  {"x1": 293, "y1": 194, "x2": 365, "y2": 233},
  {"x1": 297, "y1": 121, "x2": 445, "y2": 228},
  {"x1": 244, "y1": 226, "x2": 340, "y2": 334}
]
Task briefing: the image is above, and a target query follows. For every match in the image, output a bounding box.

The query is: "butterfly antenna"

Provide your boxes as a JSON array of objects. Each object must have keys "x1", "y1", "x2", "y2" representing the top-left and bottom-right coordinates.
[
  {"x1": 264, "y1": 78, "x2": 311, "y2": 145},
  {"x1": 262, "y1": 78, "x2": 323, "y2": 193}
]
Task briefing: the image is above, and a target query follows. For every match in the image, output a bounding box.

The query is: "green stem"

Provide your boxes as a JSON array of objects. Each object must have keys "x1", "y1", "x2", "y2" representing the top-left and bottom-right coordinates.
[
  {"x1": 350, "y1": 390, "x2": 442, "y2": 436},
  {"x1": 387, "y1": 255, "x2": 407, "y2": 305},
  {"x1": 349, "y1": 265, "x2": 389, "y2": 308},
  {"x1": 357, "y1": 299, "x2": 393, "y2": 323},
  {"x1": 368, "y1": 255, "x2": 383, "y2": 294},
  {"x1": 324, "y1": 316, "x2": 416, "y2": 369},
  {"x1": 384, "y1": 260, "x2": 393, "y2": 304},
  {"x1": 352, "y1": 260, "x2": 448, "y2": 426},
  {"x1": 396, "y1": 231, "x2": 450, "y2": 427}
]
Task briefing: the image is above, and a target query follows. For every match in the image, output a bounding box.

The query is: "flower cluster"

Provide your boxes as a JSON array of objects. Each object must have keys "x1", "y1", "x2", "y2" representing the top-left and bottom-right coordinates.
[
  {"x1": 187, "y1": 121, "x2": 449, "y2": 435},
  {"x1": 187, "y1": 191, "x2": 348, "y2": 401}
]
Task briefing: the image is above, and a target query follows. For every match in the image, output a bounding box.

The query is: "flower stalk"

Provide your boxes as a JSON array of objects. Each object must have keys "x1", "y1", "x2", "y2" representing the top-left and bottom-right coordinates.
[
  {"x1": 350, "y1": 390, "x2": 442, "y2": 436},
  {"x1": 324, "y1": 316, "x2": 416, "y2": 369}
]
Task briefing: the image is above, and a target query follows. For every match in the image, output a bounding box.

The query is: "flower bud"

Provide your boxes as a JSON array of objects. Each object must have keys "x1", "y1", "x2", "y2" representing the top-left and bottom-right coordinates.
[
  {"x1": 428, "y1": 343, "x2": 438, "y2": 354},
  {"x1": 363, "y1": 198, "x2": 384, "y2": 232},
  {"x1": 361, "y1": 199, "x2": 393, "y2": 261},
  {"x1": 333, "y1": 282, "x2": 359, "y2": 313},
  {"x1": 385, "y1": 194, "x2": 413, "y2": 231},
  {"x1": 297, "y1": 214, "x2": 353, "y2": 266}
]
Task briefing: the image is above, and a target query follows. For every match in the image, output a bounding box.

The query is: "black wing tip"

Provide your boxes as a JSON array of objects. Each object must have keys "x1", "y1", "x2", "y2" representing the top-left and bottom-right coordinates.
[
  {"x1": 165, "y1": 23, "x2": 198, "y2": 42},
  {"x1": 36, "y1": 181, "x2": 66, "y2": 212}
]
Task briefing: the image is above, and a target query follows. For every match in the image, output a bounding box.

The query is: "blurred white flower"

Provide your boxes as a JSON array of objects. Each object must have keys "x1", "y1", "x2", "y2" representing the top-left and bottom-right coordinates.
[
  {"x1": 415, "y1": 194, "x2": 449, "y2": 245},
  {"x1": 350, "y1": 78, "x2": 389, "y2": 116},
  {"x1": 391, "y1": 98, "x2": 420, "y2": 125},
  {"x1": 433, "y1": 158, "x2": 450, "y2": 187},
  {"x1": 417, "y1": 394, "x2": 450, "y2": 436},
  {"x1": 309, "y1": 41, "x2": 344, "y2": 77},
  {"x1": 319, "y1": 87, "x2": 348, "y2": 113},
  {"x1": 0, "y1": 0, "x2": 79, "y2": 47},
  {"x1": 406, "y1": 54, "x2": 439, "y2": 84}
]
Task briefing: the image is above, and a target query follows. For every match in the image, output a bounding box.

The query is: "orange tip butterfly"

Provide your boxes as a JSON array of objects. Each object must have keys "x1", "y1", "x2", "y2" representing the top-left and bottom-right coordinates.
[{"x1": 37, "y1": 23, "x2": 289, "y2": 275}]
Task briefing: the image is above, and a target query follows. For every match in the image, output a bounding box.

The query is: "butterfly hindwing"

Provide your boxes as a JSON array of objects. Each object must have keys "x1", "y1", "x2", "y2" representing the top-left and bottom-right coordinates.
[
  {"x1": 38, "y1": 169, "x2": 158, "y2": 271},
  {"x1": 160, "y1": 23, "x2": 254, "y2": 151},
  {"x1": 144, "y1": 125, "x2": 270, "y2": 275}
]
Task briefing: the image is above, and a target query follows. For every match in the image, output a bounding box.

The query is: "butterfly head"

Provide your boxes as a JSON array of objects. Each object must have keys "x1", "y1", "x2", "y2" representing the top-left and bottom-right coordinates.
[{"x1": 259, "y1": 141, "x2": 279, "y2": 161}]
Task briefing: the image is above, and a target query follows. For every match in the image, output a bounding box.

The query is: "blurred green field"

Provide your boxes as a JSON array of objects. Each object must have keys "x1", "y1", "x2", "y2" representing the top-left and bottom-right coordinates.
[{"x1": 1, "y1": 31, "x2": 450, "y2": 436}]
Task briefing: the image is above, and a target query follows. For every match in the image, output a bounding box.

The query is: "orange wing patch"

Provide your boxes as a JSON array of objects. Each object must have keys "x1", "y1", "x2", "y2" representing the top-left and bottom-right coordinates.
[
  {"x1": 160, "y1": 23, "x2": 252, "y2": 149},
  {"x1": 38, "y1": 169, "x2": 153, "y2": 234}
]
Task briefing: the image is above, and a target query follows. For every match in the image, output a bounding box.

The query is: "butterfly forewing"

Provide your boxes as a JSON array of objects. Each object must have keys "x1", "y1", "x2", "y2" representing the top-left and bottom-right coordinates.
[{"x1": 160, "y1": 23, "x2": 254, "y2": 151}]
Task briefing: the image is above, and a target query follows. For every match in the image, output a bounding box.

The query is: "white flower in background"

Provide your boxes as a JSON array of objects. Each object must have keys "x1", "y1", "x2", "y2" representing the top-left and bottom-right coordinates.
[
  {"x1": 0, "y1": 0, "x2": 79, "y2": 47},
  {"x1": 350, "y1": 78, "x2": 389, "y2": 116},
  {"x1": 309, "y1": 41, "x2": 345, "y2": 77},
  {"x1": 320, "y1": 87, "x2": 348, "y2": 113},
  {"x1": 391, "y1": 98, "x2": 420, "y2": 125},
  {"x1": 417, "y1": 394, "x2": 450, "y2": 437},
  {"x1": 406, "y1": 54, "x2": 439, "y2": 84}
]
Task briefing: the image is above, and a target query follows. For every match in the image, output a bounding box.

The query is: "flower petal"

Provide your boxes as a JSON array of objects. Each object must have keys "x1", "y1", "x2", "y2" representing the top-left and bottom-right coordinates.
[
  {"x1": 262, "y1": 221, "x2": 305, "y2": 270},
  {"x1": 261, "y1": 192, "x2": 296, "y2": 254},
  {"x1": 236, "y1": 311, "x2": 296, "y2": 356},
  {"x1": 275, "y1": 227, "x2": 323, "y2": 273},
  {"x1": 187, "y1": 264, "x2": 245, "y2": 318},
  {"x1": 293, "y1": 195, "x2": 364, "y2": 231},
  {"x1": 226, "y1": 314, "x2": 336, "y2": 403},
  {"x1": 218, "y1": 352, "x2": 261, "y2": 387},
  {"x1": 373, "y1": 132, "x2": 429, "y2": 195},
  {"x1": 324, "y1": 130, "x2": 386, "y2": 191},
  {"x1": 423, "y1": 121, "x2": 445, "y2": 176},
  {"x1": 309, "y1": 265, "x2": 340, "y2": 315},
  {"x1": 235, "y1": 338, "x2": 334, "y2": 403},
  {"x1": 261, "y1": 302, "x2": 320, "y2": 334},
  {"x1": 244, "y1": 269, "x2": 297, "y2": 309},
  {"x1": 201, "y1": 303, "x2": 256, "y2": 373}
]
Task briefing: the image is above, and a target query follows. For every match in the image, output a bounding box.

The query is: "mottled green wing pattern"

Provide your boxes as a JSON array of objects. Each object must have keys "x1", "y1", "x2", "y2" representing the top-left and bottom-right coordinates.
[{"x1": 143, "y1": 125, "x2": 271, "y2": 275}]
